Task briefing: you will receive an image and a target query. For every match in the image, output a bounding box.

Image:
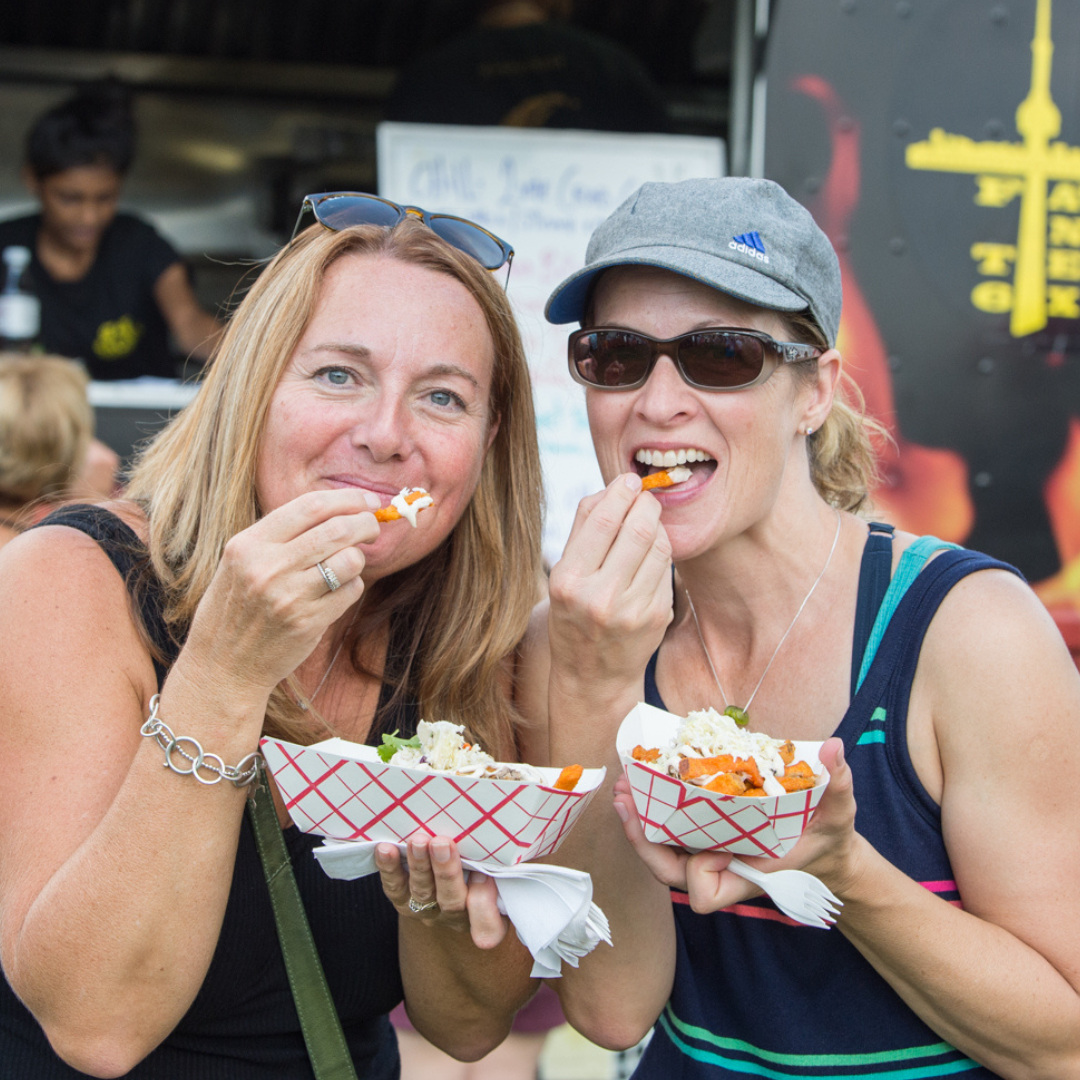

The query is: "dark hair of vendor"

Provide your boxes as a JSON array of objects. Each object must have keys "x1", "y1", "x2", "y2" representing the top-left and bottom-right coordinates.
[{"x1": 25, "y1": 78, "x2": 136, "y2": 180}]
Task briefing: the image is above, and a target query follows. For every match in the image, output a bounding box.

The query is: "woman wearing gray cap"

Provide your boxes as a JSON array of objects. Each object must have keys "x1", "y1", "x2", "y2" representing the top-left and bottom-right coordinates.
[{"x1": 518, "y1": 177, "x2": 1080, "y2": 1078}]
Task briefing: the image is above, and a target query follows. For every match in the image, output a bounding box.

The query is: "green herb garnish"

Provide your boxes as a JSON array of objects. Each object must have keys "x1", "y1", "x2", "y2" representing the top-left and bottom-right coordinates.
[{"x1": 378, "y1": 730, "x2": 422, "y2": 763}]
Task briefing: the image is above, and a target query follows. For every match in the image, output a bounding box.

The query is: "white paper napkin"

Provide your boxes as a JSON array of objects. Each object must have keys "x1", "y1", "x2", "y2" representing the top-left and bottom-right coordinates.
[{"x1": 313, "y1": 839, "x2": 611, "y2": 978}]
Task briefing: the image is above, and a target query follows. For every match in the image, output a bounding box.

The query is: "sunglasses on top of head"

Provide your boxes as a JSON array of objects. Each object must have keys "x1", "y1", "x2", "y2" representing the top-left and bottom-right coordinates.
[
  {"x1": 292, "y1": 192, "x2": 514, "y2": 284},
  {"x1": 567, "y1": 327, "x2": 823, "y2": 392}
]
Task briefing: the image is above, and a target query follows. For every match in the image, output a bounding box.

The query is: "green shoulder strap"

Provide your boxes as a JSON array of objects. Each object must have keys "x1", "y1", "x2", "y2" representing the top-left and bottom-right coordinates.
[
  {"x1": 247, "y1": 765, "x2": 360, "y2": 1080},
  {"x1": 854, "y1": 535, "x2": 960, "y2": 695}
]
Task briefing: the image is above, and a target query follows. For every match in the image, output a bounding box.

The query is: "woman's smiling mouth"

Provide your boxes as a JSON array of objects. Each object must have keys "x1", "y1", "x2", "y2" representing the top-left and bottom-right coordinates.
[{"x1": 633, "y1": 447, "x2": 717, "y2": 484}]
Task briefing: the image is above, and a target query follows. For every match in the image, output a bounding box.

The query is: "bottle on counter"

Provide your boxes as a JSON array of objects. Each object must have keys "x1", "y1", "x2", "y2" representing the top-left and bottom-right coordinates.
[{"x1": 0, "y1": 246, "x2": 42, "y2": 353}]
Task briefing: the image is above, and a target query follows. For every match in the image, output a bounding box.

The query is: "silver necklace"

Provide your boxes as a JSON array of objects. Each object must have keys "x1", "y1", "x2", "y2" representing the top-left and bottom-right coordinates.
[
  {"x1": 300, "y1": 608, "x2": 357, "y2": 711},
  {"x1": 684, "y1": 509, "x2": 842, "y2": 727}
]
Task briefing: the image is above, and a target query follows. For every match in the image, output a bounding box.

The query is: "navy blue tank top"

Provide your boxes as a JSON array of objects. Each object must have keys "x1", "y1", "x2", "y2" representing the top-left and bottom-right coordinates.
[
  {"x1": 635, "y1": 535, "x2": 1019, "y2": 1079},
  {"x1": 1, "y1": 506, "x2": 415, "y2": 1078}
]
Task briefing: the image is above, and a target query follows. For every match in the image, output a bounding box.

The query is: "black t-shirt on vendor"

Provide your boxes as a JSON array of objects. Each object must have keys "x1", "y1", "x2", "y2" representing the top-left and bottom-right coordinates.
[{"x1": 0, "y1": 212, "x2": 182, "y2": 381}]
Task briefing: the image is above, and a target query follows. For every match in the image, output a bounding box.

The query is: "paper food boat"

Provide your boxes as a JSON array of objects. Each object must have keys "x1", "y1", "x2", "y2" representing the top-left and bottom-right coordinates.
[
  {"x1": 617, "y1": 703, "x2": 828, "y2": 858},
  {"x1": 261, "y1": 736, "x2": 605, "y2": 866}
]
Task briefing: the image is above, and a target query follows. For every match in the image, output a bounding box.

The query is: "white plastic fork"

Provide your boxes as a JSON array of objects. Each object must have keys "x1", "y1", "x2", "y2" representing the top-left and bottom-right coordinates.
[{"x1": 726, "y1": 858, "x2": 842, "y2": 929}]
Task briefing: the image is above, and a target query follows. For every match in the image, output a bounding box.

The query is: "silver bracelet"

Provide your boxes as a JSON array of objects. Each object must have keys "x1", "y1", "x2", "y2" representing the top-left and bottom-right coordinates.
[{"x1": 141, "y1": 694, "x2": 262, "y2": 787}]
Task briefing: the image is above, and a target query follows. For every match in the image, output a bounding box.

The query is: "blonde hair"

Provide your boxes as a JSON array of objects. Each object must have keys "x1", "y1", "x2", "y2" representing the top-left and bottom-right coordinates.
[
  {"x1": 125, "y1": 219, "x2": 544, "y2": 751},
  {"x1": 0, "y1": 353, "x2": 92, "y2": 504},
  {"x1": 779, "y1": 310, "x2": 884, "y2": 515}
]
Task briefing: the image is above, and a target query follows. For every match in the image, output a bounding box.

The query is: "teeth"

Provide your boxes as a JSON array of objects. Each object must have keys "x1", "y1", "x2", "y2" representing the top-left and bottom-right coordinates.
[{"x1": 634, "y1": 447, "x2": 714, "y2": 465}]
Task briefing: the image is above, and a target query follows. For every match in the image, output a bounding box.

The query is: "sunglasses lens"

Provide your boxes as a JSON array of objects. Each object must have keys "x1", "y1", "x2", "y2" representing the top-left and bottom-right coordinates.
[
  {"x1": 429, "y1": 216, "x2": 507, "y2": 270},
  {"x1": 680, "y1": 332, "x2": 765, "y2": 388},
  {"x1": 314, "y1": 195, "x2": 400, "y2": 230},
  {"x1": 572, "y1": 331, "x2": 654, "y2": 387}
]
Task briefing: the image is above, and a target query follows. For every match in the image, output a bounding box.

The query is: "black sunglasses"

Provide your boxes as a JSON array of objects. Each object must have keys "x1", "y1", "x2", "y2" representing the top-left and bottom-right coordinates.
[
  {"x1": 293, "y1": 192, "x2": 514, "y2": 281},
  {"x1": 568, "y1": 327, "x2": 823, "y2": 391}
]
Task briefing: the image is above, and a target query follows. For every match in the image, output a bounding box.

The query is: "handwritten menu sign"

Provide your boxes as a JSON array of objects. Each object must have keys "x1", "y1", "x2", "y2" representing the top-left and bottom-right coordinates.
[{"x1": 377, "y1": 123, "x2": 724, "y2": 562}]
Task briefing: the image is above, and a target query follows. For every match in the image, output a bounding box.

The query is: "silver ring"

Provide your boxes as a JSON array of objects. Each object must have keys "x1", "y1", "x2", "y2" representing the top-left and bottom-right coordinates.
[
  {"x1": 407, "y1": 897, "x2": 439, "y2": 914},
  {"x1": 316, "y1": 560, "x2": 341, "y2": 593}
]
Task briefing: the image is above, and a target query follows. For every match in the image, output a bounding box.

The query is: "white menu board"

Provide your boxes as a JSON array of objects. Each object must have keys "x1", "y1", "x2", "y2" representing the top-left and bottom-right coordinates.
[{"x1": 377, "y1": 122, "x2": 725, "y2": 563}]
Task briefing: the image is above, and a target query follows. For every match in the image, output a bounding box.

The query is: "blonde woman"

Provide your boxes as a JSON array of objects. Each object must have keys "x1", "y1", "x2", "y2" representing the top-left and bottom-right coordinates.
[
  {"x1": 0, "y1": 210, "x2": 544, "y2": 1077},
  {"x1": 0, "y1": 353, "x2": 118, "y2": 547},
  {"x1": 522, "y1": 177, "x2": 1080, "y2": 1079}
]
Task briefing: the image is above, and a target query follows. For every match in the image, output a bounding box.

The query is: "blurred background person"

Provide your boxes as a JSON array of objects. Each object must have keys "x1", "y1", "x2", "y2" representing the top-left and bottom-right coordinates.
[
  {"x1": 0, "y1": 78, "x2": 224, "y2": 381},
  {"x1": 0, "y1": 353, "x2": 119, "y2": 547},
  {"x1": 385, "y1": 0, "x2": 671, "y2": 133}
]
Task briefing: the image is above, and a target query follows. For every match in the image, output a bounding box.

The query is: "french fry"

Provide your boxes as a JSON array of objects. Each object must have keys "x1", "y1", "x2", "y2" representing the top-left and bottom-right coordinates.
[
  {"x1": 375, "y1": 489, "x2": 432, "y2": 523},
  {"x1": 632, "y1": 745, "x2": 661, "y2": 763},
  {"x1": 641, "y1": 465, "x2": 692, "y2": 491},
  {"x1": 553, "y1": 763, "x2": 583, "y2": 791}
]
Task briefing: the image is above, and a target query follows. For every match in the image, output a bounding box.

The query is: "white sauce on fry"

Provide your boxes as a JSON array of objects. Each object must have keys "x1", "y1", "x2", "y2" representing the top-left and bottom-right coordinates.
[{"x1": 390, "y1": 487, "x2": 434, "y2": 527}]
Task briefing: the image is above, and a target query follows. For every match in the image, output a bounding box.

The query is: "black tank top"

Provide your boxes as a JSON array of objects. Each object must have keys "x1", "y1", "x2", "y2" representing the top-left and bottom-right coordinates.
[{"x1": 1, "y1": 505, "x2": 417, "y2": 1078}]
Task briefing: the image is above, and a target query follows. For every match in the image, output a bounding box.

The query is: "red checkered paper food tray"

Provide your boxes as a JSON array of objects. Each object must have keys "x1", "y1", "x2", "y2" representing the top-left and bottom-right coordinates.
[
  {"x1": 616, "y1": 703, "x2": 828, "y2": 858},
  {"x1": 260, "y1": 736, "x2": 605, "y2": 866}
]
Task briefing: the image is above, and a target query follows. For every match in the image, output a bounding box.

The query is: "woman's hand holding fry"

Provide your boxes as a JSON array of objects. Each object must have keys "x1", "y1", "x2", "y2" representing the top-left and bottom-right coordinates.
[{"x1": 547, "y1": 473, "x2": 673, "y2": 692}]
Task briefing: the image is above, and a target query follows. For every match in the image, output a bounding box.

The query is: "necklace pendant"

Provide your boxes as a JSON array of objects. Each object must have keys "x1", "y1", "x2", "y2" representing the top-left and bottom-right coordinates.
[{"x1": 724, "y1": 705, "x2": 750, "y2": 728}]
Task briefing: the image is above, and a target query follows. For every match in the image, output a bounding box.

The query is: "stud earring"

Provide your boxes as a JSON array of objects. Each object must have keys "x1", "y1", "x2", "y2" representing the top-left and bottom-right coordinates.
[{"x1": 803, "y1": 426, "x2": 814, "y2": 436}]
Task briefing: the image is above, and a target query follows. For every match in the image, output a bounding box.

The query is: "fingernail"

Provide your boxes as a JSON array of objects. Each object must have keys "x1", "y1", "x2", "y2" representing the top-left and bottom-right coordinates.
[
  {"x1": 613, "y1": 801, "x2": 629, "y2": 823},
  {"x1": 624, "y1": 473, "x2": 642, "y2": 491},
  {"x1": 431, "y1": 840, "x2": 451, "y2": 863},
  {"x1": 376, "y1": 844, "x2": 395, "y2": 860},
  {"x1": 836, "y1": 743, "x2": 846, "y2": 767},
  {"x1": 364, "y1": 492, "x2": 382, "y2": 510}
]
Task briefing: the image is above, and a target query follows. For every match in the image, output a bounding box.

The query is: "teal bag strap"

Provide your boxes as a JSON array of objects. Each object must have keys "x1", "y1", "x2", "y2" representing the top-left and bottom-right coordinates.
[
  {"x1": 854, "y1": 536, "x2": 960, "y2": 695},
  {"x1": 247, "y1": 764, "x2": 360, "y2": 1080}
]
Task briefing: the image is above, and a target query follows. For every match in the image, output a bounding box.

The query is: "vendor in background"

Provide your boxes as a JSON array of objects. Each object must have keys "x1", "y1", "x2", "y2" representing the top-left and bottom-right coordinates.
[
  {"x1": 0, "y1": 79, "x2": 224, "y2": 381},
  {"x1": 0, "y1": 353, "x2": 119, "y2": 548}
]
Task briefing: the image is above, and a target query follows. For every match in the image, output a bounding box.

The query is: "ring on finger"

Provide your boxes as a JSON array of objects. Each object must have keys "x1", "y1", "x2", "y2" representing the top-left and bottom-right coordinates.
[
  {"x1": 316, "y1": 560, "x2": 341, "y2": 593},
  {"x1": 408, "y1": 896, "x2": 439, "y2": 914}
]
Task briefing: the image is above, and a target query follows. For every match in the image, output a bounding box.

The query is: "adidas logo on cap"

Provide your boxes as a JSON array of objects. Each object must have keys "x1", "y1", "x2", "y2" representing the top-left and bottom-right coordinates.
[{"x1": 729, "y1": 231, "x2": 769, "y2": 263}]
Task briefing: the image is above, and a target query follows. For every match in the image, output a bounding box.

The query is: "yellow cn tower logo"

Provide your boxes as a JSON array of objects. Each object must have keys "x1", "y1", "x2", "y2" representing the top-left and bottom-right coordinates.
[{"x1": 906, "y1": 0, "x2": 1080, "y2": 337}]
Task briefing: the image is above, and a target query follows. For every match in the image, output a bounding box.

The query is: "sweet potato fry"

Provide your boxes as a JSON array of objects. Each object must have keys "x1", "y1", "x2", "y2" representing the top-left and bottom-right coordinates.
[
  {"x1": 680, "y1": 754, "x2": 765, "y2": 788},
  {"x1": 778, "y1": 740, "x2": 795, "y2": 765},
  {"x1": 679, "y1": 755, "x2": 738, "y2": 780},
  {"x1": 704, "y1": 772, "x2": 746, "y2": 795},
  {"x1": 641, "y1": 465, "x2": 691, "y2": 491},
  {"x1": 553, "y1": 764, "x2": 583, "y2": 791},
  {"x1": 784, "y1": 760, "x2": 816, "y2": 779},
  {"x1": 375, "y1": 490, "x2": 432, "y2": 523},
  {"x1": 741, "y1": 786, "x2": 767, "y2": 797},
  {"x1": 632, "y1": 745, "x2": 662, "y2": 763},
  {"x1": 778, "y1": 774, "x2": 817, "y2": 793}
]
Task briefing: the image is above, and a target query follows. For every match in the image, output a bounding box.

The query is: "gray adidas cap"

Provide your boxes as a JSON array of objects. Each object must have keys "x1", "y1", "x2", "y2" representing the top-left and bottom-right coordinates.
[{"x1": 545, "y1": 177, "x2": 842, "y2": 347}]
